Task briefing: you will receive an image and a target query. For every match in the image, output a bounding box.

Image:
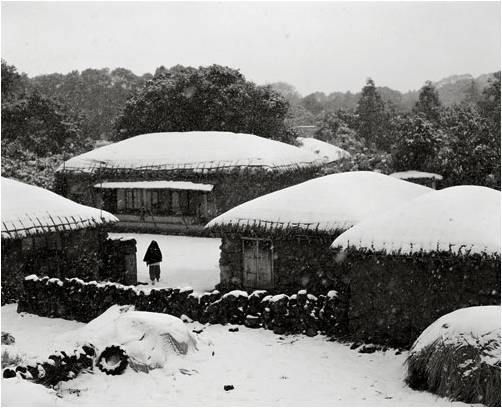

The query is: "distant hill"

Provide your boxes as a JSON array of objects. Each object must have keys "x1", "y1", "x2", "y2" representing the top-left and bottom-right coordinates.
[{"x1": 272, "y1": 71, "x2": 499, "y2": 115}]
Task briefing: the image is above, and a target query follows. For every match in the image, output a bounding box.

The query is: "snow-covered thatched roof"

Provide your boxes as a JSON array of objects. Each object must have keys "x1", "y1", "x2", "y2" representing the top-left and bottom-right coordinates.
[
  {"x1": 296, "y1": 137, "x2": 351, "y2": 163},
  {"x1": 390, "y1": 170, "x2": 443, "y2": 181},
  {"x1": 331, "y1": 186, "x2": 501, "y2": 256},
  {"x1": 206, "y1": 171, "x2": 432, "y2": 234},
  {"x1": 1, "y1": 177, "x2": 118, "y2": 240},
  {"x1": 57, "y1": 132, "x2": 325, "y2": 175}
]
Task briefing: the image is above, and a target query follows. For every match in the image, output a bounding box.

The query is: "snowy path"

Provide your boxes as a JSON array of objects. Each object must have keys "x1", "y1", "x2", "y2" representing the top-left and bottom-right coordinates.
[
  {"x1": 1, "y1": 305, "x2": 464, "y2": 406},
  {"x1": 108, "y1": 233, "x2": 221, "y2": 292}
]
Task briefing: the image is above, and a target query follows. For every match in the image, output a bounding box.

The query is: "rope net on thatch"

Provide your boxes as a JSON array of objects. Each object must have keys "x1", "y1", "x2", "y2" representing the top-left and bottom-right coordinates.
[
  {"x1": 206, "y1": 217, "x2": 349, "y2": 237},
  {"x1": 1, "y1": 213, "x2": 115, "y2": 240},
  {"x1": 406, "y1": 338, "x2": 501, "y2": 406},
  {"x1": 56, "y1": 157, "x2": 326, "y2": 176}
]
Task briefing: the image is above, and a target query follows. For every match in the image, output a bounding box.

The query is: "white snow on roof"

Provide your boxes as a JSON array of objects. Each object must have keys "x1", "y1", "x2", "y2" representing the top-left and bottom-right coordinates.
[
  {"x1": 331, "y1": 185, "x2": 501, "y2": 255},
  {"x1": 94, "y1": 180, "x2": 214, "y2": 192},
  {"x1": 390, "y1": 170, "x2": 443, "y2": 180},
  {"x1": 206, "y1": 171, "x2": 432, "y2": 233},
  {"x1": 57, "y1": 132, "x2": 324, "y2": 174},
  {"x1": 410, "y1": 306, "x2": 500, "y2": 366},
  {"x1": 1, "y1": 177, "x2": 118, "y2": 239},
  {"x1": 296, "y1": 137, "x2": 351, "y2": 162}
]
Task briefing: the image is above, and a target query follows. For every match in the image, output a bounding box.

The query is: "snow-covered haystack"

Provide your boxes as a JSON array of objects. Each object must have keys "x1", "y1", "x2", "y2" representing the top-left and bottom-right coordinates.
[
  {"x1": 406, "y1": 306, "x2": 501, "y2": 406},
  {"x1": 57, "y1": 305, "x2": 197, "y2": 372},
  {"x1": 56, "y1": 131, "x2": 324, "y2": 174},
  {"x1": 331, "y1": 186, "x2": 501, "y2": 256},
  {"x1": 206, "y1": 171, "x2": 431, "y2": 233},
  {"x1": 296, "y1": 137, "x2": 351, "y2": 163},
  {"x1": 1, "y1": 177, "x2": 118, "y2": 239}
]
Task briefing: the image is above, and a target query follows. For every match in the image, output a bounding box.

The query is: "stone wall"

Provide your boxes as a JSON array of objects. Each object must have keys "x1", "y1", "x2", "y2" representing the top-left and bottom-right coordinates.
[
  {"x1": 343, "y1": 250, "x2": 501, "y2": 348},
  {"x1": 101, "y1": 238, "x2": 137, "y2": 285},
  {"x1": 19, "y1": 276, "x2": 348, "y2": 339}
]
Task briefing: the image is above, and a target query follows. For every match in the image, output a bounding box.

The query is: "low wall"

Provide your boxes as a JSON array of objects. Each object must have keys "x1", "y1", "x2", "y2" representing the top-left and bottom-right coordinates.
[
  {"x1": 18, "y1": 276, "x2": 348, "y2": 339},
  {"x1": 344, "y1": 250, "x2": 501, "y2": 347}
]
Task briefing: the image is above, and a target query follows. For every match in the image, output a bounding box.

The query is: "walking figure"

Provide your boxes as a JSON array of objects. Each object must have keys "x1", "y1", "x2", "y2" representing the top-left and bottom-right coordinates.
[{"x1": 143, "y1": 240, "x2": 162, "y2": 285}]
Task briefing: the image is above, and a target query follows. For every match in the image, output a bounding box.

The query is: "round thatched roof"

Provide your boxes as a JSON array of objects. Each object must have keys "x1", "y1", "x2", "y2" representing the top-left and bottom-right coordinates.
[
  {"x1": 331, "y1": 185, "x2": 501, "y2": 255},
  {"x1": 1, "y1": 177, "x2": 118, "y2": 239},
  {"x1": 206, "y1": 171, "x2": 432, "y2": 234},
  {"x1": 57, "y1": 131, "x2": 325, "y2": 175}
]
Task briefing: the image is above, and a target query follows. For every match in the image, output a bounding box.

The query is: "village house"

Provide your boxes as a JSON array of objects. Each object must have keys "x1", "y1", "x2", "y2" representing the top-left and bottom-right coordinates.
[
  {"x1": 330, "y1": 185, "x2": 501, "y2": 347},
  {"x1": 205, "y1": 171, "x2": 432, "y2": 295},
  {"x1": 390, "y1": 170, "x2": 443, "y2": 189},
  {"x1": 1, "y1": 177, "x2": 136, "y2": 303},
  {"x1": 55, "y1": 131, "x2": 327, "y2": 234}
]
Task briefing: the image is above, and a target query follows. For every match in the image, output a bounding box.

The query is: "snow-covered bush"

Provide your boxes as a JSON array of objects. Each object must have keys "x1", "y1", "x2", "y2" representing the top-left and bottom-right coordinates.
[{"x1": 406, "y1": 306, "x2": 501, "y2": 406}]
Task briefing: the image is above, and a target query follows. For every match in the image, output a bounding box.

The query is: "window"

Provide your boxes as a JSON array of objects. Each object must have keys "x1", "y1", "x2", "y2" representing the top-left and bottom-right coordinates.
[
  {"x1": 124, "y1": 189, "x2": 142, "y2": 212},
  {"x1": 242, "y1": 238, "x2": 274, "y2": 289},
  {"x1": 118, "y1": 188, "x2": 204, "y2": 217}
]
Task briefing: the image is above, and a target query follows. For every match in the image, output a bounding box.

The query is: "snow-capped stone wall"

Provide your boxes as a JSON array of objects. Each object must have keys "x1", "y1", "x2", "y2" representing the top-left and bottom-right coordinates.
[{"x1": 19, "y1": 276, "x2": 348, "y2": 341}]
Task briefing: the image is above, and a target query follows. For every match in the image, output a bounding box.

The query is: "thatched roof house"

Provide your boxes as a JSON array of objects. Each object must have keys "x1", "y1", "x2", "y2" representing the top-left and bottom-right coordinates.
[
  {"x1": 331, "y1": 186, "x2": 501, "y2": 347},
  {"x1": 206, "y1": 171, "x2": 431, "y2": 294},
  {"x1": 1, "y1": 177, "x2": 120, "y2": 302},
  {"x1": 56, "y1": 131, "x2": 325, "y2": 234}
]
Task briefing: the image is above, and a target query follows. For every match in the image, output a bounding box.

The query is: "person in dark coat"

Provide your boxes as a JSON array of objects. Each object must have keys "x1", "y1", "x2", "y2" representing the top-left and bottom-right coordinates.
[{"x1": 143, "y1": 240, "x2": 162, "y2": 285}]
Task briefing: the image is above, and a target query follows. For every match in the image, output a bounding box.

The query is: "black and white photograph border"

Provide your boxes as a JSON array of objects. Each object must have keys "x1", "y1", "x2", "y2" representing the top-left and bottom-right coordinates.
[{"x1": 1, "y1": 1, "x2": 501, "y2": 406}]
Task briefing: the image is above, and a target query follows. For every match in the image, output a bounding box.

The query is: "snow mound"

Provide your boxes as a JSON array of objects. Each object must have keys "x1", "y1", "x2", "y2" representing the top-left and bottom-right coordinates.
[
  {"x1": 331, "y1": 185, "x2": 501, "y2": 255},
  {"x1": 57, "y1": 131, "x2": 324, "y2": 174},
  {"x1": 296, "y1": 137, "x2": 351, "y2": 162},
  {"x1": 410, "y1": 306, "x2": 501, "y2": 366},
  {"x1": 57, "y1": 305, "x2": 197, "y2": 370},
  {"x1": 206, "y1": 171, "x2": 431, "y2": 233},
  {"x1": 1, "y1": 177, "x2": 118, "y2": 239}
]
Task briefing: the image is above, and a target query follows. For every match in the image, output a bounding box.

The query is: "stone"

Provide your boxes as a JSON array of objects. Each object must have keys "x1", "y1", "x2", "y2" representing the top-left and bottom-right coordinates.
[
  {"x1": 244, "y1": 315, "x2": 261, "y2": 329},
  {"x1": 224, "y1": 385, "x2": 234, "y2": 391},
  {"x1": 1, "y1": 332, "x2": 15, "y2": 345},
  {"x1": 358, "y1": 344, "x2": 378, "y2": 354}
]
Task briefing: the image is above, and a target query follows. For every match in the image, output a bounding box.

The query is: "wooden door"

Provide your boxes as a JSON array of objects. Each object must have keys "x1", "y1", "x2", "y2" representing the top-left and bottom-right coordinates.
[{"x1": 242, "y1": 238, "x2": 273, "y2": 289}]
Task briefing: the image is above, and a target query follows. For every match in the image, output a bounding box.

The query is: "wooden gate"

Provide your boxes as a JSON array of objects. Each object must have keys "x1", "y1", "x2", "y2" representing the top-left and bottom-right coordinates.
[{"x1": 242, "y1": 238, "x2": 274, "y2": 289}]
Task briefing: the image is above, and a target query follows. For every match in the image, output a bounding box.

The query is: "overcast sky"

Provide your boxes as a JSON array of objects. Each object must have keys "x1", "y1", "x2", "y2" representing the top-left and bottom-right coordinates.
[{"x1": 1, "y1": 1, "x2": 500, "y2": 95}]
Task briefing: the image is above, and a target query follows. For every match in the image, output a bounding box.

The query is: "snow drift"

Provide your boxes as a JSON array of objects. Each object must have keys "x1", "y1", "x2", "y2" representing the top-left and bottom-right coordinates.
[
  {"x1": 1, "y1": 177, "x2": 118, "y2": 239},
  {"x1": 331, "y1": 185, "x2": 501, "y2": 255},
  {"x1": 206, "y1": 171, "x2": 432, "y2": 233},
  {"x1": 56, "y1": 131, "x2": 324, "y2": 174}
]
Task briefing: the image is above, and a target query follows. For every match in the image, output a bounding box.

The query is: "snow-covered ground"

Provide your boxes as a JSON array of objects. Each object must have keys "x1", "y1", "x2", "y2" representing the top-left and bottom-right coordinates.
[
  {"x1": 2, "y1": 304, "x2": 465, "y2": 406},
  {"x1": 108, "y1": 233, "x2": 221, "y2": 292}
]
